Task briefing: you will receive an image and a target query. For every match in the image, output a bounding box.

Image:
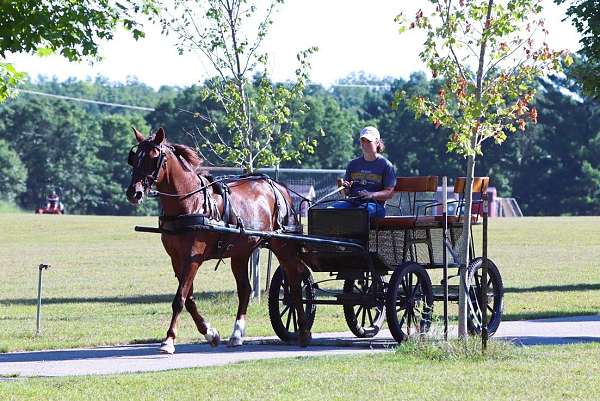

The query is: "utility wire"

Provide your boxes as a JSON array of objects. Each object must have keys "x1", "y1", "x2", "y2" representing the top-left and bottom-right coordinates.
[
  {"x1": 16, "y1": 82, "x2": 391, "y2": 112},
  {"x1": 17, "y1": 89, "x2": 156, "y2": 112}
]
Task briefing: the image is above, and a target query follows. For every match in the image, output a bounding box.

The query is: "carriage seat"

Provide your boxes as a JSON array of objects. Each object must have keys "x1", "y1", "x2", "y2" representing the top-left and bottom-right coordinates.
[{"x1": 370, "y1": 176, "x2": 489, "y2": 231}]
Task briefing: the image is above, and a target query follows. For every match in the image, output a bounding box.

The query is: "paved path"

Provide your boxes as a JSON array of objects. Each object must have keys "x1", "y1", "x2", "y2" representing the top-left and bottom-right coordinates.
[{"x1": 1, "y1": 315, "x2": 599, "y2": 378}]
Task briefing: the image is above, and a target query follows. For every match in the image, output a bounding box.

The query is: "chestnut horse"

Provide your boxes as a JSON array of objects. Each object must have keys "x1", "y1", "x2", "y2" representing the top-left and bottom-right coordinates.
[{"x1": 125, "y1": 127, "x2": 311, "y2": 354}]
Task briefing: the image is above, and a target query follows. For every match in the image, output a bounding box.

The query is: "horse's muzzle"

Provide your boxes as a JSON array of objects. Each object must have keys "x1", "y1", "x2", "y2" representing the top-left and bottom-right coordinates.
[{"x1": 126, "y1": 185, "x2": 145, "y2": 205}]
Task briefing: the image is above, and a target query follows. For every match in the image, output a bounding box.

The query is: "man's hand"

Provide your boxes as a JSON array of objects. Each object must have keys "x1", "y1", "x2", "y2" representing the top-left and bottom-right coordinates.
[
  {"x1": 357, "y1": 190, "x2": 372, "y2": 199},
  {"x1": 341, "y1": 179, "x2": 352, "y2": 189}
]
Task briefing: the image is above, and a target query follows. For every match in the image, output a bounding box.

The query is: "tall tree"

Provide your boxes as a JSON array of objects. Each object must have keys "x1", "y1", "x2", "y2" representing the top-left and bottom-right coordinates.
[
  {"x1": 398, "y1": 0, "x2": 567, "y2": 336},
  {"x1": 555, "y1": 0, "x2": 600, "y2": 98},
  {"x1": 0, "y1": 0, "x2": 159, "y2": 100},
  {"x1": 0, "y1": 139, "x2": 27, "y2": 203},
  {"x1": 159, "y1": 0, "x2": 317, "y2": 171}
]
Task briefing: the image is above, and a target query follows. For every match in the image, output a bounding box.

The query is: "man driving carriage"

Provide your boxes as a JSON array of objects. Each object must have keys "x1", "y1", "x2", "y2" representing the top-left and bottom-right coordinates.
[{"x1": 330, "y1": 126, "x2": 396, "y2": 218}]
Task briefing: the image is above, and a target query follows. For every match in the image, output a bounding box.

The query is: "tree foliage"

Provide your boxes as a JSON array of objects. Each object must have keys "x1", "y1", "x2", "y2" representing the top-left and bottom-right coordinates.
[
  {"x1": 396, "y1": 0, "x2": 569, "y2": 335},
  {"x1": 556, "y1": 0, "x2": 600, "y2": 98},
  {"x1": 158, "y1": 0, "x2": 317, "y2": 171},
  {"x1": 0, "y1": 72, "x2": 597, "y2": 215},
  {"x1": 0, "y1": 139, "x2": 27, "y2": 202},
  {"x1": 0, "y1": 0, "x2": 158, "y2": 101}
]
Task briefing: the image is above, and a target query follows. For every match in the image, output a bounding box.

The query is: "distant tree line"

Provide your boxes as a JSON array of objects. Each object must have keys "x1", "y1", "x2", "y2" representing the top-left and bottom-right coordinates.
[{"x1": 0, "y1": 71, "x2": 598, "y2": 215}]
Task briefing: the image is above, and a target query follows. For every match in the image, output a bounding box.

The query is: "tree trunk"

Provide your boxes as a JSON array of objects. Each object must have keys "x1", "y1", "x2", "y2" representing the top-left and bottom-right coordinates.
[
  {"x1": 458, "y1": 152, "x2": 476, "y2": 337},
  {"x1": 457, "y1": 0, "x2": 494, "y2": 338}
]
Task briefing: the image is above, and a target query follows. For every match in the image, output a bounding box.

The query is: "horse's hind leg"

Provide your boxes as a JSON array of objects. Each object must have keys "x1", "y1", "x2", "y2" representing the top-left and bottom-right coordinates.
[
  {"x1": 228, "y1": 253, "x2": 252, "y2": 347},
  {"x1": 271, "y1": 241, "x2": 312, "y2": 347},
  {"x1": 285, "y1": 268, "x2": 312, "y2": 347}
]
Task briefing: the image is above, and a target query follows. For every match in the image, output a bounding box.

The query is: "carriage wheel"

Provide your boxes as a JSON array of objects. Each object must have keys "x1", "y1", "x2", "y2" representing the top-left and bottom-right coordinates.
[
  {"x1": 268, "y1": 266, "x2": 316, "y2": 343},
  {"x1": 343, "y1": 273, "x2": 386, "y2": 338},
  {"x1": 466, "y1": 257, "x2": 504, "y2": 336},
  {"x1": 385, "y1": 262, "x2": 433, "y2": 344}
]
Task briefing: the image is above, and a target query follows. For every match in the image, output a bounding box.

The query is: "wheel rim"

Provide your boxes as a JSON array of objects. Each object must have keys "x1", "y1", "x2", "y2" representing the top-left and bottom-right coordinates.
[
  {"x1": 388, "y1": 266, "x2": 433, "y2": 342},
  {"x1": 276, "y1": 273, "x2": 301, "y2": 333},
  {"x1": 467, "y1": 261, "x2": 502, "y2": 333},
  {"x1": 269, "y1": 267, "x2": 315, "y2": 341}
]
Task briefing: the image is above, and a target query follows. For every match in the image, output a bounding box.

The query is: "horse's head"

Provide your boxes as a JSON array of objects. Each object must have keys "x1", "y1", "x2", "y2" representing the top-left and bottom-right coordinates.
[{"x1": 126, "y1": 127, "x2": 169, "y2": 205}]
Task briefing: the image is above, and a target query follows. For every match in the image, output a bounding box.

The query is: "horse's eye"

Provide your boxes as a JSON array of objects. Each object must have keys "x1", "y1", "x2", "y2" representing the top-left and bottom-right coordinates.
[{"x1": 128, "y1": 150, "x2": 137, "y2": 167}]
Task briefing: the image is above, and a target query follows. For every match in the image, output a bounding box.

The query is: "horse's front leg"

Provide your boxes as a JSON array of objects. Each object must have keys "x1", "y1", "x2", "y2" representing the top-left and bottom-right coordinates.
[
  {"x1": 228, "y1": 253, "x2": 252, "y2": 347},
  {"x1": 161, "y1": 257, "x2": 220, "y2": 354}
]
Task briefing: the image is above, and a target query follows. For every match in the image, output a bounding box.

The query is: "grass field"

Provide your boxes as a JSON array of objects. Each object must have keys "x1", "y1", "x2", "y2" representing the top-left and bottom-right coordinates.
[
  {"x1": 1, "y1": 214, "x2": 599, "y2": 352},
  {"x1": 2, "y1": 341, "x2": 600, "y2": 401}
]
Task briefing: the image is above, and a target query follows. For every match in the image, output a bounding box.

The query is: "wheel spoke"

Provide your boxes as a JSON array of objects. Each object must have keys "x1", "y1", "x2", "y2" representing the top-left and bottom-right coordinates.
[
  {"x1": 410, "y1": 279, "x2": 421, "y2": 298},
  {"x1": 401, "y1": 276, "x2": 409, "y2": 294},
  {"x1": 292, "y1": 307, "x2": 298, "y2": 332},
  {"x1": 400, "y1": 308, "x2": 408, "y2": 328},
  {"x1": 361, "y1": 307, "x2": 367, "y2": 328},
  {"x1": 285, "y1": 306, "x2": 293, "y2": 330},
  {"x1": 367, "y1": 307, "x2": 374, "y2": 326},
  {"x1": 354, "y1": 306, "x2": 364, "y2": 320},
  {"x1": 279, "y1": 305, "x2": 290, "y2": 319},
  {"x1": 475, "y1": 273, "x2": 481, "y2": 289}
]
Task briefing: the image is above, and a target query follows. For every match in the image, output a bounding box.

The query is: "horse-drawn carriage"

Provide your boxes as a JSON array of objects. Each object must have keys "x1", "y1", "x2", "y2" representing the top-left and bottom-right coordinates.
[
  {"x1": 266, "y1": 175, "x2": 504, "y2": 343},
  {"x1": 128, "y1": 128, "x2": 503, "y2": 351}
]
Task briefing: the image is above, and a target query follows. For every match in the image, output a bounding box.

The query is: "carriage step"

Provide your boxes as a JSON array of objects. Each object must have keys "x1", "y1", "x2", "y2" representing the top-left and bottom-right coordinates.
[{"x1": 432, "y1": 285, "x2": 459, "y2": 300}]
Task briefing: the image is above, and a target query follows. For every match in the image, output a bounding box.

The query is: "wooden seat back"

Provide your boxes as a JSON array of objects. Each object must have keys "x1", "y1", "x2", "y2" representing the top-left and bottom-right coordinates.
[
  {"x1": 453, "y1": 177, "x2": 489, "y2": 195},
  {"x1": 452, "y1": 176, "x2": 489, "y2": 220},
  {"x1": 394, "y1": 176, "x2": 438, "y2": 192},
  {"x1": 389, "y1": 176, "x2": 438, "y2": 216}
]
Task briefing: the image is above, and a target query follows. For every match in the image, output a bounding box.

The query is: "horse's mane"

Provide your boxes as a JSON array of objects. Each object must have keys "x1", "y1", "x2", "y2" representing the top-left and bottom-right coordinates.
[{"x1": 171, "y1": 143, "x2": 203, "y2": 169}]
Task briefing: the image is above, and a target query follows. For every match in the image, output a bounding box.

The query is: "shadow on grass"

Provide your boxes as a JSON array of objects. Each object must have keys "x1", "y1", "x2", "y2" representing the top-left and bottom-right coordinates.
[
  {"x1": 505, "y1": 283, "x2": 600, "y2": 293},
  {"x1": 0, "y1": 291, "x2": 237, "y2": 306}
]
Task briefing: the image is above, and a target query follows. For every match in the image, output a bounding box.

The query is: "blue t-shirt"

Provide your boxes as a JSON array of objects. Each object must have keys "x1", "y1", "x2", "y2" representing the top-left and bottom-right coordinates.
[{"x1": 344, "y1": 156, "x2": 396, "y2": 203}]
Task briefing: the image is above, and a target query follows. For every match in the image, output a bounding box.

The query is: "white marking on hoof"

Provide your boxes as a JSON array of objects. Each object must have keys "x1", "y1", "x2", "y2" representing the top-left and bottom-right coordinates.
[
  {"x1": 159, "y1": 338, "x2": 175, "y2": 354},
  {"x1": 228, "y1": 319, "x2": 246, "y2": 347},
  {"x1": 204, "y1": 324, "x2": 220, "y2": 347}
]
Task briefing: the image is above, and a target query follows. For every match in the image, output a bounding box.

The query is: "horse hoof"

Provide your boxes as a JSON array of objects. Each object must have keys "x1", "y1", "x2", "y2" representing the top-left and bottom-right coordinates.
[
  {"x1": 159, "y1": 340, "x2": 175, "y2": 354},
  {"x1": 205, "y1": 327, "x2": 220, "y2": 347},
  {"x1": 299, "y1": 330, "x2": 312, "y2": 348},
  {"x1": 227, "y1": 336, "x2": 244, "y2": 347}
]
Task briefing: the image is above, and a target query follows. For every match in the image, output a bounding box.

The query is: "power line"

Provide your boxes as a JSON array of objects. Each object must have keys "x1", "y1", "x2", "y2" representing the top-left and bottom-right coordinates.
[
  {"x1": 17, "y1": 89, "x2": 156, "y2": 112},
  {"x1": 16, "y1": 82, "x2": 391, "y2": 112}
]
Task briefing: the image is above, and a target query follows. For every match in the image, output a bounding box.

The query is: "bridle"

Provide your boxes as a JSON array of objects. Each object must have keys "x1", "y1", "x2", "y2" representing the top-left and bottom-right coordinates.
[
  {"x1": 129, "y1": 143, "x2": 221, "y2": 199},
  {"x1": 128, "y1": 143, "x2": 170, "y2": 193}
]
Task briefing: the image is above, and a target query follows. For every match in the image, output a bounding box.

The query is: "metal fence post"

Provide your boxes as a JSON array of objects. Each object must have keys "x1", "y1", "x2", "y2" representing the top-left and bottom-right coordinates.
[
  {"x1": 36, "y1": 263, "x2": 51, "y2": 335},
  {"x1": 481, "y1": 193, "x2": 489, "y2": 352},
  {"x1": 442, "y1": 177, "x2": 449, "y2": 341}
]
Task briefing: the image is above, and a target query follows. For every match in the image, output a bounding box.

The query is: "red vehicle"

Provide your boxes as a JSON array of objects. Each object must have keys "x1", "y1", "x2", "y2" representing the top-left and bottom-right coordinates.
[{"x1": 35, "y1": 191, "x2": 64, "y2": 214}]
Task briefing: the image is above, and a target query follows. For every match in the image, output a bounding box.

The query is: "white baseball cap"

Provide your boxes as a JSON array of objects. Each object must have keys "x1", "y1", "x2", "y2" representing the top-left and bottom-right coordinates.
[{"x1": 359, "y1": 126, "x2": 380, "y2": 142}]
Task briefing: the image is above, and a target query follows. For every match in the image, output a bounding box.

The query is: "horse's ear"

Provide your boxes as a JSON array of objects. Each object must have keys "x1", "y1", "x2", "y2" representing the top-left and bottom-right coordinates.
[
  {"x1": 132, "y1": 127, "x2": 145, "y2": 143},
  {"x1": 154, "y1": 127, "x2": 166, "y2": 145}
]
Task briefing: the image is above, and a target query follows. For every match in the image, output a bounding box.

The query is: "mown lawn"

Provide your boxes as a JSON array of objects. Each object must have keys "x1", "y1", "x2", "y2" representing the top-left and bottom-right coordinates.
[
  {"x1": 0, "y1": 214, "x2": 599, "y2": 352},
  {"x1": 2, "y1": 341, "x2": 600, "y2": 401}
]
